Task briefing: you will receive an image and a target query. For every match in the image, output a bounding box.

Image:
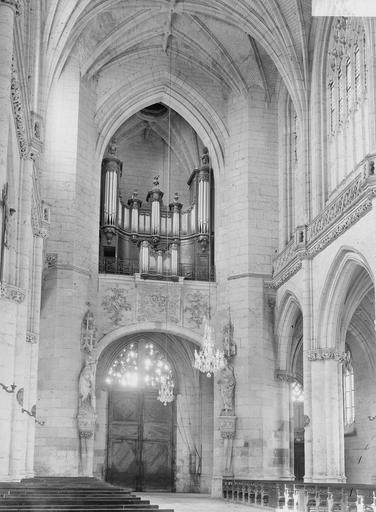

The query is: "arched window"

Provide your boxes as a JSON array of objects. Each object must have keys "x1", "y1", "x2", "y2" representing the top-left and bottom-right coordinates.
[
  {"x1": 106, "y1": 340, "x2": 175, "y2": 404},
  {"x1": 343, "y1": 348, "x2": 355, "y2": 428},
  {"x1": 327, "y1": 18, "x2": 368, "y2": 192}
]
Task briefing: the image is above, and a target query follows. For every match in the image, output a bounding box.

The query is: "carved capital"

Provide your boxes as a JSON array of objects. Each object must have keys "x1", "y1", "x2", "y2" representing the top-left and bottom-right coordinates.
[
  {"x1": 307, "y1": 348, "x2": 347, "y2": 363},
  {"x1": 0, "y1": 0, "x2": 23, "y2": 15},
  {"x1": 0, "y1": 282, "x2": 25, "y2": 303},
  {"x1": 275, "y1": 369, "x2": 295, "y2": 383}
]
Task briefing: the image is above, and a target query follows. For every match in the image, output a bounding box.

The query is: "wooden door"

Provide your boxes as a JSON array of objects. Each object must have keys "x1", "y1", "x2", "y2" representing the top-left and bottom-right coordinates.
[{"x1": 107, "y1": 390, "x2": 174, "y2": 491}]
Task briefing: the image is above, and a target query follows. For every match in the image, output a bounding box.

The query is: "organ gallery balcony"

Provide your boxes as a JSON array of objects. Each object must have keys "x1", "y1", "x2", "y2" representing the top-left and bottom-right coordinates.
[{"x1": 99, "y1": 256, "x2": 215, "y2": 282}]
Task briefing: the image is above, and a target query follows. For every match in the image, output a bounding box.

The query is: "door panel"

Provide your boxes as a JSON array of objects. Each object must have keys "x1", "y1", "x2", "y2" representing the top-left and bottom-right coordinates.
[{"x1": 107, "y1": 389, "x2": 174, "y2": 491}]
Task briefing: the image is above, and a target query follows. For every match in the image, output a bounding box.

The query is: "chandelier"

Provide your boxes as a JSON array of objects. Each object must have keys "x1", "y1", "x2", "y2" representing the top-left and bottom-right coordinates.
[
  {"x1": 157, "y1": 375, "x2": 174, "y2": 406},
  {"x1": 194, "y1": 317, "x2": 226, "y2": 377}
]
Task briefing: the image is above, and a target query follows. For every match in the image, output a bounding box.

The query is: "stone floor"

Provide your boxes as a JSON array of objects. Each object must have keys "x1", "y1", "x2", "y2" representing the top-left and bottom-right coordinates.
[{"x1": 139, "y1": 492, "x2": 252, "y2": 512}]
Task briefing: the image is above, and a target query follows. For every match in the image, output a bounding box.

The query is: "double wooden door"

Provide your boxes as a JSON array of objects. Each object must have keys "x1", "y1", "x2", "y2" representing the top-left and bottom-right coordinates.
[{"x1": 107, "y1": 390, "x2": 174, "y2": 491}]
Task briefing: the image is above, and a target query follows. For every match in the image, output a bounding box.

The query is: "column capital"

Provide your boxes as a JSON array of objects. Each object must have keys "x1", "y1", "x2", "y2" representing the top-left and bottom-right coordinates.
[
  {"x1": 307, "y1": 348, "x2": 346, "y2": 363},
  {"x1": 0, "y1": 0, "x2": 23, "y2": 15}
]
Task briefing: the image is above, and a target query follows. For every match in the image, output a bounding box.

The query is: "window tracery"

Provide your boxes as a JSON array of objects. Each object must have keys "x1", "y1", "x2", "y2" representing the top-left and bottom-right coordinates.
[{"x1": 328, "y1": 18, "x2": 367, "y2": 134}]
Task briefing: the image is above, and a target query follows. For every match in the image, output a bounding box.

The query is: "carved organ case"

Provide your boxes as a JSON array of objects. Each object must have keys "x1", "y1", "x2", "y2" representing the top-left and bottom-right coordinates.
[{"x1": 99, "y1": 142, "x2": 214, "y2": 281}]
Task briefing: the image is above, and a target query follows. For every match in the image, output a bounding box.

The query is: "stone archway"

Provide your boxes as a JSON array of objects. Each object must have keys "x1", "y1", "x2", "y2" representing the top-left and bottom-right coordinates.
[{"x1": 93, "y1": 331, "x2": 214, "y2": 492}]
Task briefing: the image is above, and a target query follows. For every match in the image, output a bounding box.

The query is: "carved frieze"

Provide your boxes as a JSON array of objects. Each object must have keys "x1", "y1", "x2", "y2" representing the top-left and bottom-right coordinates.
[
  {"x1": 184, "y1": 290, "x2": 209, "y2": 328},
  {"x1": 137, "y1": 284, "x2": 180, "y2": 324},
  {"x1": 10, "y1": 58, "x2": 29, "y2": 159},
  {"x1": 0, "y1": 281, "x2": 25, "y2": 303},
  {"x1": 307, "y1": 348, "x2": 346, "y2": 363},
  {"x1": 102, "y1": 287, "x2": 132, "y2": 324}
]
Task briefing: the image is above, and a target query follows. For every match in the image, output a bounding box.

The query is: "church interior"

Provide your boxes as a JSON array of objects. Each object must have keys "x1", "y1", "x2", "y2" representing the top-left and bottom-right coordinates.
[{"x1": 1, "y1": 0, "x2": 376, "y2": 510}]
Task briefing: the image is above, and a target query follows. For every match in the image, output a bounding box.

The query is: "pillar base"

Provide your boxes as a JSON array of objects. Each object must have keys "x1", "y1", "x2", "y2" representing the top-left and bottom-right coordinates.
[{"x1": 211, "y1": 475, "x2": 223, "y2": 498}]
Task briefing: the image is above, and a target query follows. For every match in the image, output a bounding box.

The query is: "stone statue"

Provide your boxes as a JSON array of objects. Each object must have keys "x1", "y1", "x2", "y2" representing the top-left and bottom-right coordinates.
[
  {"x1": 217, "y1": 363, "x2": 235, "y2": 415},
  {"x1": 78, "y1": 361, "x2": 95, "y2": 410},
  {"x1": 201, "y1": 147, "x2": 209, "y2": 166}
]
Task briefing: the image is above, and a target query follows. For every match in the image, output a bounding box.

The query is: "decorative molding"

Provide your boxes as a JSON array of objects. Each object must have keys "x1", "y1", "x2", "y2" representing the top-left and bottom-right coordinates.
[
  {"x1": 184, "y1": 290, "x2": 209, "y2": 328},
  {"x1": 306, "y1": 196, "x2": 372, "y2": 258},
  {"x1": 10, "y1": 57, "x2": 30, "y2": 159},
  {"x1": 26, "y1": 331, "x2": 38, "y2": 344},
  {"x1": 0, "y1": 281, "x2": 25, "y2": 303},
  {"x1": 307, "y1": 348, "x2": 347, "y2": 362}
]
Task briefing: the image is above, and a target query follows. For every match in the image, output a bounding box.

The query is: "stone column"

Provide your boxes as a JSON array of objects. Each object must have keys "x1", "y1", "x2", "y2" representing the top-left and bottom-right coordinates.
[
  {"x1": 275, "y1": 370, "x2": 295, "y2": 480},
  {"x1": 0, "y1": 0, "x2": 18, "y2": 185},
  {"x1": 307, "y1": 348, "x2": 346, "y2": 483}
]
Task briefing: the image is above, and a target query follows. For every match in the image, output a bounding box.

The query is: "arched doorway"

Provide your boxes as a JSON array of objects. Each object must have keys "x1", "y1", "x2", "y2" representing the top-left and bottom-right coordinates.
[
  {"x1": 105, "y1": 340, "x2": 176, "y2": 490},
  {"x1": 94, "y1": 331, "x2": 214, "y2": 492}
]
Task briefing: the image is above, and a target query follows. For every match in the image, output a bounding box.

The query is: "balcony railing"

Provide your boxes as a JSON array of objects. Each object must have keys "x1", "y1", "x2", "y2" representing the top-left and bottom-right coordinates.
[
  {"x1": 223, "y1": 479, "x2": 376, "y2": 511},
  {"x1": 99, "y1": 257, "x2": 215, "y2": 282}
]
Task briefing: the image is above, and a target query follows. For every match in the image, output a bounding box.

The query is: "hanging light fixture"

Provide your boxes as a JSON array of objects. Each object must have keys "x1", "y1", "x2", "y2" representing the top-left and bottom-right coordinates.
[
  {"x1": 158, "y1": 374, "x2": 174, "y2": 406},
  {"x1": 194, "y1": 316, "x2": 226, "y2": 377},
  {"x1": 156, "y1": 38, "x2": 176, "y2": 406}
]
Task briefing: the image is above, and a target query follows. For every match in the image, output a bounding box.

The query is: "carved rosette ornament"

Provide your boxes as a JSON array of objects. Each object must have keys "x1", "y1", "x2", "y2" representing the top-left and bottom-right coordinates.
[{"x1": 307, "y1": 348, "x2": 347, "y2": 363}]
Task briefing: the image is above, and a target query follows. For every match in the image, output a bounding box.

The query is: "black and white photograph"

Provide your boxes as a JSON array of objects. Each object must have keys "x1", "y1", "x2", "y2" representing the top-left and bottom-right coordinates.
[{"x1": 0, "y1": 1, "x2": 376, "y2": 511}]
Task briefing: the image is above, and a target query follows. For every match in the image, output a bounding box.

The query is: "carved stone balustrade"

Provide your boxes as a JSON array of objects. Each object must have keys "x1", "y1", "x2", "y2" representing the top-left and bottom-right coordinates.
[{"x1": 268, "y1": 154, "x2": 376, "y2": 289}]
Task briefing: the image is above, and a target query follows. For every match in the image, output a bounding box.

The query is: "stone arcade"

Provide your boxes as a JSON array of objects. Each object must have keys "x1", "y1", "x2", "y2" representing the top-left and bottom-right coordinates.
[{"x1": 1, "y1": 0, "x2": 376, "y2": 505}]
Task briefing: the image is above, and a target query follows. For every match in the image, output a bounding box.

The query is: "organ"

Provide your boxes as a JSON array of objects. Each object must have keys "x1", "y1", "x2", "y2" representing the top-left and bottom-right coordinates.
[{"x1": 99, "y1": 144, "x2": 214, "y2": 281}]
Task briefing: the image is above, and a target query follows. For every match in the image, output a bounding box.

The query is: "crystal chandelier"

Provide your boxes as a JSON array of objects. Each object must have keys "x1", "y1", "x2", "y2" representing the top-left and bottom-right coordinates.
[
  {"x1": 194, "y1": 317, "x2": 226, "y2": 377},
  {"x1": 157, "y1": 375, "x2": 174, "y2": 406}
]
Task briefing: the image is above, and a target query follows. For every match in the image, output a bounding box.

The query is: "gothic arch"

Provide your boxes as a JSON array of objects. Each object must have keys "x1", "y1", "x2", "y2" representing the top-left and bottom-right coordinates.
[
  {"x1": 317, "y1": 247, "x2": 374, "y2": 351},
  {"x1": 94, "y1": 73, "x2": 227, "y2": 177},
  {"x1": 276, "y1": 290, "x2": 303, "y2": 373},
  {"x1": 95, "y1": 321, "x2": 203, "y2": 364}
]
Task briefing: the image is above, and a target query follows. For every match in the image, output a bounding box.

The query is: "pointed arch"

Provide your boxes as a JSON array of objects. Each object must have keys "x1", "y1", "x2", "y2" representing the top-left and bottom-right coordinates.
[
  {"x1": 94, "y1": 73, "x2": 228, "y2": 177},
  {"x1": 317, "y1": 247, "x2": 374, "y2": 351},
  {"x1": 276, "y1": 290, "x2": 303, "y2": 372}
]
